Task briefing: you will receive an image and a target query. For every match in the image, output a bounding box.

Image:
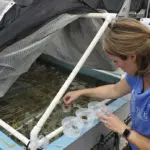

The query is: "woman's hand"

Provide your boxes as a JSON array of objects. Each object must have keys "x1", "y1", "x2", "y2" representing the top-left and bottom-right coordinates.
[
  {"x1": 97, "y1": 109, "x2": 129, "y2": 134},
  {"x1": 63, "y1": 91, "x2": 81, "y2": 105}
]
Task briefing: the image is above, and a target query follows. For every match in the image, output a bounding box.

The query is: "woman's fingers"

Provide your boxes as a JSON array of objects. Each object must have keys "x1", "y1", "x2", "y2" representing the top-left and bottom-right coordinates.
[
  {"x1": 64, "y1": 95, "x2": 70, "y2": 101},
  {"x1": 63, "y1": 91, "x2": 78, "y2": 105},
  {"x1": 97, "y1": 109, "x2": 114, "y2": 125},
  {"x1": 63, "y1": 93, "x2": 72, "y2": 104},
  {"x1": 100, "y1": 118, "x2": 108, "y2": 124},
  {"x1": 101, "y1": 107, "x2": 112, "y2": 116},
  {"x1": 97, "y1": 113, "x2": 109, "y2": 121}
]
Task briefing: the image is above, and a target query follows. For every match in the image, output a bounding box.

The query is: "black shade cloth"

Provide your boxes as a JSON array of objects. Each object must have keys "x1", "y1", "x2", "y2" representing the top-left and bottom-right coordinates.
[
  {"x1": 98, "y1": 0, "x2": 146, "y2": 13},
  {"x1": 0, "y1": 0, "x2": 99, "y2": 52},
  {"x1": 0, "y1": 0, "x2": 147, "y2": 52},
  {"x1": 0, "y1": 0, "x2": 146, "y2": 96}
]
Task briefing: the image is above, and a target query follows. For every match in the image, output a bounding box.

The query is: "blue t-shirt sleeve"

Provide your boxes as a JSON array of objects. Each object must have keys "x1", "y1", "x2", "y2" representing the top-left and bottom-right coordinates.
[{"x1": 125, "y1": 73, "x2": 137, "y2": 90}]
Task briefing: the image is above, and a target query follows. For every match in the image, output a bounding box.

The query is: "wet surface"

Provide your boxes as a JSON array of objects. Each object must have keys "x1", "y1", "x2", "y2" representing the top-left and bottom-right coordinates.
[{"x1": 0, "y1": 61, "x2": 106, "y2": 139}]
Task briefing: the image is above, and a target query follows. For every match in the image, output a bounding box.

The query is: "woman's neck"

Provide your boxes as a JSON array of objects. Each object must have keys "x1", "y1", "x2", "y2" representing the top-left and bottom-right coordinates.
[{"x1": 143, "y1": 75, "x2": 150, "y2": 91}]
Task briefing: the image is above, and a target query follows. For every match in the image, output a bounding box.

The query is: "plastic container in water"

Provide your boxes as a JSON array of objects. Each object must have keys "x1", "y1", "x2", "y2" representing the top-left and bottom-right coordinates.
[
  {"x1": 62, "y1": 116, "x2": 84, "y2": 137},
  {"x1": 88, "y1": 101, "x2": 104, "y2": 116},
  {"x1": 88, "y1": 101, "x2": 111, "y2": 119},
  {"x1": 88, "y1": 101, "x2": 102, "y2": 110},
  {"x1": 75, "y1": 108, "x2": 95, "y2": 128}
]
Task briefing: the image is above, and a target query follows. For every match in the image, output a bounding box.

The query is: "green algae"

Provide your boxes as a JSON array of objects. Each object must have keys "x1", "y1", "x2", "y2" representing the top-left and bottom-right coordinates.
[{"x1": 0, "y1": 62, "x2": 105, "y2": 142}]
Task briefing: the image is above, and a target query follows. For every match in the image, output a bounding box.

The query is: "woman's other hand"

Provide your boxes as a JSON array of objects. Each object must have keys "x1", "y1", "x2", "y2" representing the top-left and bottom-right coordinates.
[{"x1": 97, "y1": 108, "x2": 129, "y2": 134}]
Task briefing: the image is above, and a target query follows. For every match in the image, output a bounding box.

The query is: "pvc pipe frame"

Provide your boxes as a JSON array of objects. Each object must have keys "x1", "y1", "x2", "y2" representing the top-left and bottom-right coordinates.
[
  {"x1": 0, "y1": 12, "x2": 116, "y2": 149},
  {"x1": 0, "y1": 32, "x2": 63, "y2": 148},
  {"x1": 146, "y1": 0, "x2": 150, "y2": 17},
  {"x1": 0, "y1": 1, "x2": 15, "y2": 21},
  {"x1": 30, "y1": 13, "x2": 117, "y2": 150},
  {"x1": 0, "y1": 119, "x2": 29, "y2": 145},
  {"x1": 38, "y1": 127, "x2": 63, "y2": 148}
]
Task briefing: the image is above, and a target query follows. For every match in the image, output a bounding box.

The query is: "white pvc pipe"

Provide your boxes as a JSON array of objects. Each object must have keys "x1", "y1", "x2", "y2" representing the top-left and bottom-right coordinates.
[
  {"x1": 46, "y1": 126, "x2": 63, "y2": 140},
  {"x1": 117, "y1": 0, "x2": 131, "y2": 18},
  {"x1": 146, "y1": 0, "x2": 150, "y2": 17},
  {"x1": 38, "y1": 127, "x2": 63, "y2": 148},
  {"x1": 0, "y1": 119, "x2": 29, "y2": 145},
  {"x1": 79, "y1": 13, "x2": 115, "y2": 19},
  {"x1": 30, "y1": 13, "x2": 116, "y2": 150},
  {"x1": 0, "y1": 1, "x2": 15, "y2": 21},
  {"x1": 93, "y1": 69, "x2": 122, "y2": 79}
]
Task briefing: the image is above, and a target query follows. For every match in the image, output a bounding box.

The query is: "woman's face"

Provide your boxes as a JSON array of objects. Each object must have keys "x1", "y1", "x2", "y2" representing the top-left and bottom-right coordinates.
[{"x1": 107, "y1": 53, "x2": 138, "y2": 76}]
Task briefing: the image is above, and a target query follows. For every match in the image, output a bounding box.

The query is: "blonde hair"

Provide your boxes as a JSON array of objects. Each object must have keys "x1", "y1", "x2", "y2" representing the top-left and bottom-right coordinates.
[{"x1": 104, "y1": 18, "x2": 150, "y2": 77}]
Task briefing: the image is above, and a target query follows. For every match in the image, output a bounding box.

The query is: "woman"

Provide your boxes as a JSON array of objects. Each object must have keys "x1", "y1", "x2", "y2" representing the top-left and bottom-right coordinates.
[{"x1": 63, "y1": 18, "x2": 150, "y2": 150}]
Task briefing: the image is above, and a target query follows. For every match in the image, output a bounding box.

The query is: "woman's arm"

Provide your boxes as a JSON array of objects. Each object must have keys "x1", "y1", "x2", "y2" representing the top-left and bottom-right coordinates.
[
  {"x1": 64, "y1": 78, "x2": 131, "y2": 105},
  {"x1": 127, "y1": 129, "x2": 150, "y2": 150},
  {"x1": 82, "y1": 78, "x2": 131, "y2": 99},
  {"x1": 97, "y1": 110, "x2": 150, "y2": 150}
]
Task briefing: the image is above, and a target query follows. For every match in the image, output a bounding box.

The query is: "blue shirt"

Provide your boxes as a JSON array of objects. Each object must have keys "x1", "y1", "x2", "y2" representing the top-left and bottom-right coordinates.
[{"x1": 125, "y1": 74, "x2": 150, "y2": 150}]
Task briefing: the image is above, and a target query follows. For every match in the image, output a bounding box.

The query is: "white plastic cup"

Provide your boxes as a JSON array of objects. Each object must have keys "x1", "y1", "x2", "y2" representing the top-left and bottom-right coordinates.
[
  {"x1": 62, "y1": 116, "x2": 84, "y2": 137},
  {"x1": 88, "y1": 101, "x2": 106, "y2": 119},
  {"x1": 75, "y1": 108, "x2": 95, "y2": 128}
]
